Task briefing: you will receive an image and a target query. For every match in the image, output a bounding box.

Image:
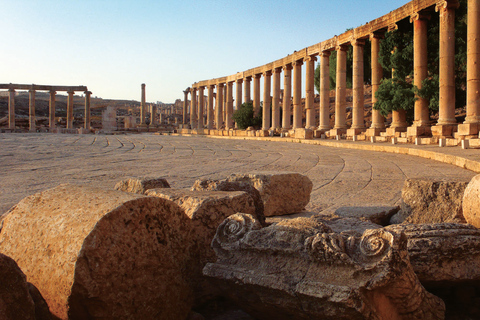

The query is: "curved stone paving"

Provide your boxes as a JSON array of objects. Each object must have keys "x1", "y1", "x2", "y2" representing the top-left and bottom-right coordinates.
[{"x1": 0, "y1": 133, "x2": 476, "y2": 216}]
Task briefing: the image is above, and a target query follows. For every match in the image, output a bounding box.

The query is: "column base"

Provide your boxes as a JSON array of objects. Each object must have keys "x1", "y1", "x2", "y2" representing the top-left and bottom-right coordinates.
[
  {"x1": 294, "y1": 128, "x2": 314, "y2": 139},
  {"x1": 365, "y1": 128, "x2": 386, "y2": 137},
  {"x1": 385, "y1": 126, "x2": 407, "y2": 137},
  {"x1": 314, "y1": 128, "x2": 329, "y2": 138},
  {"x1": 431, "y1": 124, "x2": 457, "y2": 138},
  {"x1": 346, "y1": 128, "x2": 366, "y2": 137},
  {"x1": 329, "y1": 128, "x2": 347, "y2": 137},
  {"x1": 457, "y1": 123, "x2": 480, "y2": 136},
  {"x1": 257, "y1": 130, "x2": 270, "y2": 137},
  {"x1": 406, "y1": 125, "x2": 432, "y2": 137}
]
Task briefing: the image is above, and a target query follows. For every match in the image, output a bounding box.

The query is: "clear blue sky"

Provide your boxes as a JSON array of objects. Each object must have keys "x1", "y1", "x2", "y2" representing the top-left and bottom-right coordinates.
[{"x1": 1, "y1": 0, "x2": 407, "y2": 103}]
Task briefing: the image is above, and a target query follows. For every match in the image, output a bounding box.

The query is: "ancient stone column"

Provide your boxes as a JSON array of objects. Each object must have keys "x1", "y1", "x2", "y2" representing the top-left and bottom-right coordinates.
[
  {"x1": 305, "y1": 55, "x2": 317, "y2": 129},
  {"x1": 198, "y1": 86, "x2": 205, "y2": 130},
  {"x1": 49, "y1": 90, "x2": 56, "y2": 130},
  {"x1": 236, "y1": 79, "x2": 243, "y2": 110},
  {"x1": 29, "y1": 89, "x2": 36, "y2": 132},
  {"x1": 369, "y1": 33, "x2": 386, "y2": 132},
  {"x1": 292, "y1": 59, "x2": 303, "y2": 129},
  {"x1": 141, "y1": 83, "x2": 146, "y2": 125},
  {"x1": 84, "y1": 91, "x2": 91, "y2": 130},
  {"x1": 412, "y1": 13, "x2": 431, "y2": 129},
  {"x1": 282, "y1": 64, "x2": 293, "y2": 130},
  {"x1": 207, "y1": 85, "x2": 214, "y2": 129},
  {"x1": 351, "y1": 40, "x2": 366, "y2": 133},
  {"x1": 216, "y1": 83, "x2": 224, "y2": 129},
  {"x1": 435, "y1": 0, "x2": 459, "y2": 131},
  {"x1": 272, "y1": 67, "x2": 282, "y2": 130},
  {"x1": 8, "y1": 88, "x2": 15, "y2": 129},
  {"x1": 183, "y1": 89, "x2": 189, "y2": 125},
  {"x1": 244, "y1": 76, "x2": 252, "y2": 103},
  {"x1": 262, "y1": 70, "x2": 272, "y2": 130},
  {"x1": 67, "y1": 90, "x2": 74, "y2": 129},
  {"x1": 319, "y1": 51, "x2": 331, "y2": 131},
  {"x1": 151, "y1": 104, "x2": 157, "y2": 126},
  {"x1": 253, "y1": 74, "x2": 261, "y2": 117},
  {"x1": 226, "y1": 82, "x2": 234, "y2": 129},
  {"x1": 465, "y1": 0, "x2": 480, "y2": 126},
  {"x1": 334, "y1": 45, "x2": 348, "y2": 132},
  {"x1": 191, "y1": 88, "x2": 197, "y2": 129}
]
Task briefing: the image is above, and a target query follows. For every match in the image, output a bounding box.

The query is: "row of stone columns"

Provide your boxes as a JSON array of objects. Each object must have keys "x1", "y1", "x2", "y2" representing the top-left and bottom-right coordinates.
[
  {"x1": 184, "y1": 0, "x2": 480, "y2": 138},
  {"x1": 6, "y1": 88, "x2": 92, "y2": 131}
]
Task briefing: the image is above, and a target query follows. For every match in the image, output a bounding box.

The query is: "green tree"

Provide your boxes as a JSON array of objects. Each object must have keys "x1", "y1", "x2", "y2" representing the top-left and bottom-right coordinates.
[{"x1": 233, "y1": 102, "x2": 262, "y2": 129}]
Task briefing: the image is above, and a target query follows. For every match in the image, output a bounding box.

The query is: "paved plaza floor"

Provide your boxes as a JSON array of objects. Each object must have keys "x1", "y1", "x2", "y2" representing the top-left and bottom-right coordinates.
[{"x1": 0, "y1": 133, "x2": 477, "y2": 217}]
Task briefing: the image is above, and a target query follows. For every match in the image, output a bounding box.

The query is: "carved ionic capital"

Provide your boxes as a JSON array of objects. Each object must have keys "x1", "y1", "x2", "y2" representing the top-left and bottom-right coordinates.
[
  {"x1": 370, "y1": 31, "x2": 385, "y2": 40},
  {"x1": 410, "y1": 11, "x2": 431, "y2": 23},
  {"x1": 352, "y1": 39, "x2": 366, "y2": 47},
  {"x1": 305, "y1": 55, "x2": 317, "y2": 62},
  {"x1": 282, "y1": 63, "x2": 293, "y2": 71},
  {"x1": 320, "y1": 50, "x2": 331, "y2": 58},
  {"x1": 435, "y1": 0, "x2": 460, "y2": 12},
  {"x1": 263, "y1": 70, "x2": 272, "y2": 77},
  {"x1": 336, "y1": 44, "x2": 349, "y2": 52}
]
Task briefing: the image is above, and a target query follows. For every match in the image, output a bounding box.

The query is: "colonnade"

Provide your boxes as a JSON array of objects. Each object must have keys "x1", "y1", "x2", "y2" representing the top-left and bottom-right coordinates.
[
  {"x1": 0, "y1": 84, "x2": 91, "y2": 131},
  {"x1": 183, "y1": 0, "x2": 480, "y2": 138}
]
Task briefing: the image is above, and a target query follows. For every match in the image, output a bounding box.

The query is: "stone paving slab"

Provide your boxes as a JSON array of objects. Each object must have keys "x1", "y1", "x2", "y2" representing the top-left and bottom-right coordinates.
[{"x1": 0, "y1": 133, "x2": 477, "y2": 217}]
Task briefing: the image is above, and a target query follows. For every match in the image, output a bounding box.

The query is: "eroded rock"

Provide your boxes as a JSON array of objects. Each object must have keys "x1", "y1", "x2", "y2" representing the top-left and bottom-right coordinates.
[
  {"x1": 392, "y1": 178, "x2": 468, "y2": 224},
  {"x1": 0, "y1": 184, "x2": 194, "y2": 320},
  {"x1": 225, "y1": 172, "x2": 313, "y2": 217},
  {"x1": 204, "y1": 213, "x2": 444, "y2": 320},
  {"x1": 463, "y1": 174, "x2": 480, "y2": 228},
  {"x1": 114, "y1": 176, "x2": 170, "y2": 194}
]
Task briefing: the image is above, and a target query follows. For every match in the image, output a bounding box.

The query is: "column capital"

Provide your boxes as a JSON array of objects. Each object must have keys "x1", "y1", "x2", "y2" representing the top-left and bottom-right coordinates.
[
  {"x1": 198, "y1": 85, "x2": 206, "y2": 89},
  {"x1": 217, "y1": 82, "x2": 225, "y2": 88},
  {"x1": 67, "y1": 90, "x2": 75, "y2": 95},
  {"x1": 410, "y1": 11, "x2": 431, "y2": 22},
  {"x1": 292, "y1": 59, "x2": 303, "y2": 66},
  {"x1": 305, "y1": 55, "x2": 317, "y2": 62},
  {"x1": 50, "y1": 90, "x2": 57, "y2": 95},
  {"x1": 236, "y1": 78, "x2": 243, "y2": 84},
  {"x1": 352, "y1": 39, "x2": 366, "y2": 47},
  {"x1": 209, "y1": 84, "x2": 216, "y2": 89},
  {"x1": 254, "y1": 73, "x2": 262, "y2": 79},
  {"x1": 369, "y1": 31, "x2": 385, "y2": 40},
  {"x1": 336, "y1": 44, "x2": 349, "y2": 51},
  {"x1": 244, "y1": 76, "x2": 252, "y2": 81},
  {"x1": 273, "y1": 67, "x2": 282, "y2": 74},
  {"x1": 84, "y1": 91, "x2": 92, "y2": 95},
  {"x1": 29, "y1": 89, "x2": 36, "y2": 93},
  {"x1": 435, "y1": 0, "x2": 459, "y2": 11},
  {"x1": 320, "y1": 50, "x2": 332, "y2": 58},
  {"x1": 191, "y1": 87, "x2": 197, "y2": 92},
  {"x1": 263, "y1": 70, "x2": 272, "y2": 77},
  {"x1": 283, "y1": 63, "x2": 293, "y2": 71},
  {"x1": 388, "y1": 23, "x2": 398, "y2": 31},
  {"x1": 8, "y1": 88, "x2": 15, "y2": 92},
  {"x1": 141, "y1": 83, "x2": 146, "y2": 88}
]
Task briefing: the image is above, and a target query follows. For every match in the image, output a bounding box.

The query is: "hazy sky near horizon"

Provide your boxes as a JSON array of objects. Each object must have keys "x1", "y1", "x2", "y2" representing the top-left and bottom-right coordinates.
[{"x1": 1, "y1": 0, "x2": 407, "y2": 103}]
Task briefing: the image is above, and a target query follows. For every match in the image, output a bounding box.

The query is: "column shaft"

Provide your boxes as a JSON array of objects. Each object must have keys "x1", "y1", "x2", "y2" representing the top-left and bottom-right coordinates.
[
  {"x1": 226, "y1": 82, "x2": 234, "y2": 129},
  {"x1": 436, "y1": 1, "x2": 458, "y2": 125},
  {"x1": 207, "y1": 85, "x2": 214, "y2": 129},
  {"x1": 236, "y1": 79, "x2": 243, "y2": 110},
  {"x1": 198, "y1": 87, "x2": 205, "y2": 130},
  {"x1": 292, "y1": 59, "x2": 303, "y2": 129},
  {"x1": 262, "y1": 71, "x2": 272, "y2": 130},
  {"x1": 190, "y1": 88, "x2": 197, "y2": 128},
  {"x1": 370, "y1": 34, "x2": 385, "y2": 129},
  {"x1": 216, "y1": 84, "x2": 224, "y2": 129},
  {"x1": 29, "y1": 89, "x2": 36, "y2": 132},
  {"x1": 84, "y1": 91, "x2": 91, "y2": 130},
  {"x1": 183, "y1": 89, "x2": 189, "y2": 124},
  {"x1": 67, "y1": 90, "x2": 74, "y2": 129},
  {"x1": 466, "y1": 0, "x2": 480, "y2": 123},
  {"x1": 352, "y1": 40, "x2": 365, "y2": 129},
  {"x1": 272, "y1": 68, "x2": 281, "y2": 129},
  {"x1": 413, "y1": 14, "x2": 430, "y2": 126},
  {"x1": 244, "y1": 77, "x2": 251, "y2": 103},
  {"x1": 141, "y1": 83, "x2": 146, "y2": 125},
  {"x1": 49, "y1": 90, "x2": 56, "y2": 130},
  {"x1": 253, "y1": 74, "x2": 261, "y2": 117},
  {"x1": 282, "y1": 64, "x2": 293, "y2": 130},
  {"x1": 305, "y1": 55, "x2": 317, "y2": 129},
  {"x1": 319, "y1": 52, "x2": 331, "y2": 130},
  {"x1": 335, "y1": 45, "x2": 348, "y2": 129},
  {"x1": 8, "y1": 89, "x2": 15, "y2": 129}
]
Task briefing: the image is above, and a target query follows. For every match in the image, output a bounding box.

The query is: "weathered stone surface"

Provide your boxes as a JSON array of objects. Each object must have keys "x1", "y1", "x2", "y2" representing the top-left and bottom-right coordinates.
[
  {"x1": 387, "y1": 223, "x2": 480, "y2": 285},
  {"x1": 0, "y1": 184, "x2": 194, "y2": 320},
  {"x1": 0, "y1": 253, "x2": 36, "y2": 320},
  {"x1": 225, "y1": 172, "x2": 313, "y2": 217},
  {"x1": 27, "y1": 283, "x2": 54, "y2": 320},
  {"x1": 114, "y1": 176, "x2": 170, "y2": 194},
  {"x1": 391, "y1": 178, "x2": 468, "y2": 224},
  {"x1": 334, "y1": 206, "x2": 400, "y2": 226},
  {"x1": 463, "y1": 174, "x2": 480, "y2": 228},
  {"x1": 191, "y1": 178, "x2": 265, "y2": 225},
  {"x1": 204, "y1": 213, "x2": 444, "y2": 320}
]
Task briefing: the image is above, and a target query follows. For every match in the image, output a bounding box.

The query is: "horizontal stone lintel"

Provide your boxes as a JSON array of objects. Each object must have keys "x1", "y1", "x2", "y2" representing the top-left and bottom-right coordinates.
[{"x1": 0, "y1": 84, "x2": 88, "y2": 92}]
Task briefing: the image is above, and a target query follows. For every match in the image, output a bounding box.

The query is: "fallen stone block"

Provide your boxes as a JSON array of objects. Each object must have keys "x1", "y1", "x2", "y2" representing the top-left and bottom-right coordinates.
[
  {"x1": 463, "y1": 174, "x2": 480, "y2": 228},
  {"x1": 204, "y1": 213, "x2": 444, "y2": 319},
  {"x1": 226, "y1": 172, "x2": 313, "y2": 217},
  {"x1": 0, "y1": 184, "x2": 194, "y2": 320},
  {"x1": 391, "y1": 178, "x2": 468, "y2": 224},
  {"x1": 334, "y1": 206, "x2": 399, "y2": 226},
  {"x1": 114, "y1": 176, "x2": 170, "y2": 194}
]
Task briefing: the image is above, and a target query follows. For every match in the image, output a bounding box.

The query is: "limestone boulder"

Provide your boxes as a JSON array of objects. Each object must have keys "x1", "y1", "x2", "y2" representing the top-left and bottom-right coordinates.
[
  {"x1": 391, "y1": 178, "x2": 468, "y2": 224},
  {"x1": 114, "y1": 176, "x2": 170, "y2": 194},
  {"x1": 204, "y1": 213, "x2": 444, "y2": 319},
  {"x1": 463, "y1": 174, "x2": 480, "y2": 228},
  {"x1": 0, "y1": 184, "x2": 194, "y2": 320},
  {"x1": 0, "y1": 253, "x2": 36, "y2": 320},
  {"x1": 226, "y1": 172, "x2": 313, "y2": 216}
]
